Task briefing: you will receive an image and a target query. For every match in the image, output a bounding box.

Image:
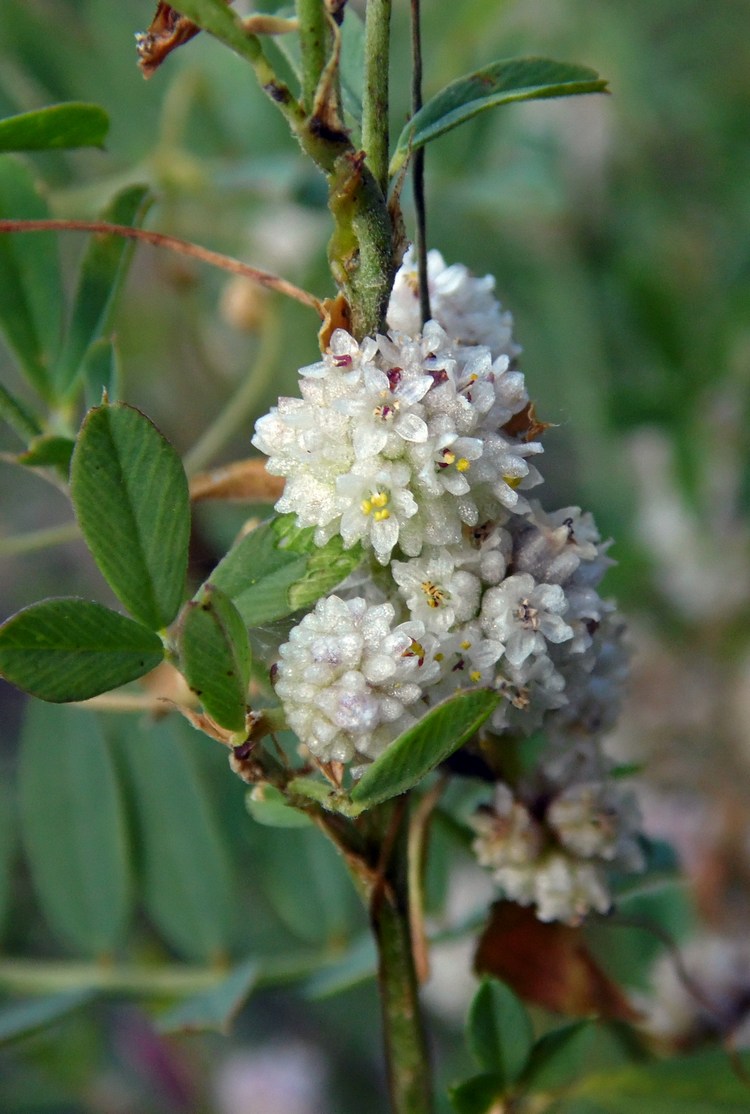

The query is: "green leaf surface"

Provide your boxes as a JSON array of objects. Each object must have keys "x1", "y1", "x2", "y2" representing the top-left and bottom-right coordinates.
[
  {"x1": 54, "y1": 185, "x2": 150, "y2": 395},
  {"x1": 0, "y1": 782, "x2": 16, "y2": 935},
  {"x1": 468, "y1": 978, "x2": 534, "y2": 1084},
  {"x1": 82, "y1": 337, "x2": 120, "y2": 407},
  {"x1": 19, "y1": 702, "x2": 132, "y2": 953},
  {"x1": 287, "y1": 533, "x2": 364, "y2": 613},
  {"x1": 255, "y1": 824, "x2": 362, "y2": 945},
  {"x1": 0, "y1": 381, "x2": 41, "y2": 442},
  {"x1": 0, "y1": 989, "x2": 97, "y2": 1045},
  {"x1": 350, "y1": 689, "x2": 501, "y2": 808},
  {"x1": 17, "y1": 434, "x2": 75, "y2": 471},
  {"x1": 246, "y1": 784, "x2": 314, "y2": 828},
  {"x1": 521, "y1": 1021, "x2": 595, "y2": 1094},
  {"x1": 0, "y1": 103, "x2": 108, "y2": 152},
  {"x1": 70, "y1": 401, "x2": 190, "y2": 630},
  {"x1": 0, "y1": 598, "x2": 164, "y2": 702},
  {"x1": 119, "y1": 718, "x2": 234, "y2": 961},
  {"x1": 571, "y1": 1051, "x2": 750, "y2": 1113},
  {"x1": 209, "y1": 517, "x2": 309, "y2": 626},
  {"x1": 449, "y1": 1073, "x2": 505, "y2": 1114},
  {"x1": 179, "y1": 585, "x2": 251, "y2": 731},
  {"x1": 0, "y1": 156, "x2": 62, "y2": 396},
  {"x1": 163, "y1": 0, "x2": 265, "y2": 66},
  {"x1": 156, "y1": 960, "x2": 258, "y2": 1035},
  {"x1": 302, "y1": 933, "x2": 376, "y2": 999},
  {"x1": 390, "y1": 57, "x2": 609, "y2": 174}
]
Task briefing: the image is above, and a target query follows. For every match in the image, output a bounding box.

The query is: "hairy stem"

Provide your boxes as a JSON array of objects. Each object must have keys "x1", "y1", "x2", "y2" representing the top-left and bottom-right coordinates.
[
  {"x1": 297, "y1": 0, "x2": 330, "y2": 111},
  {"x1": 362, "y1": 0, "x2": 392, "y2": 195}
]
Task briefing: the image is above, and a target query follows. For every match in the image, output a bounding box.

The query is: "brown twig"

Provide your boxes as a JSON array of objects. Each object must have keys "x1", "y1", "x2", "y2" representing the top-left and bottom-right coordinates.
[{"x1": 0, "y1": 219, "x2": 325, "y2": 317}]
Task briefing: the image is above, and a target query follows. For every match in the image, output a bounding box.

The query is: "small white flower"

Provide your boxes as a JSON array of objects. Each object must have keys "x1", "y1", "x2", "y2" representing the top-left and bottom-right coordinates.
[
  {"x1": 481, "y1": 573, "x2": 573, "y2": 666},
  {"x1": 274, "y1": 595, "x2": 439, "y2": 763},
  {"x1": 387, "y1": 247, "x2": 521, "y2": 363},
  {"x1": 392, "y1": 550, "x2": 481, "y2": 632}
]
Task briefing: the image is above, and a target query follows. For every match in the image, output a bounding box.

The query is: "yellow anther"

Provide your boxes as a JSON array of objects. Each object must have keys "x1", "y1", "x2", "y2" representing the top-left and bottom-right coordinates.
[
  {"x1": 443, "y1": 450, "x2": 456, "y2": 465},
  {"x1": 371, "y1": 491, "x2": 389, "y2": 508},
  {"x1": 503, "y1": 474, "x2": 522, "y2": 489},
  {"x1": 361, "y1": 499, "x2": 372, "y2": 515},
  {"x1": 374, "y1": 508, "x2": 390, "y2": 521},
  {"x1": 460, "y1": 640, "x2": 472, "y2": 650},
  {"x1": 470, "y1": 670, "x2": 482, "y2": 683},
  {"x1": 434, "y1": 653, "x2": 444, "y2": 663},
  {"x1": 456, "y1": 458, "x2": 470, "y2": 472}
]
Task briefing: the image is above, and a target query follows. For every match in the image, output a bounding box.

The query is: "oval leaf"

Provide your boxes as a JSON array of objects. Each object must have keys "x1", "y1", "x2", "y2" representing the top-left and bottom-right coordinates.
[
  {"x1": 246, "y1": 784, "x2": 313, "y2": 829},
  {"x1": 0, "y1": 156, "x2": 62, "y2": 396},
  {"x1": 390, "y1": 57, "x2": 609, "y2": 174},
  {"x1": 468, "y1": 978, "x2": 534, "y2": 1083},
  {"x1": 0, "y1": 103, "x2": 109, "y2": 153},
  {"x1": 54, "y1": 185, "x2": 150, "y2": 395},
  {"x1": 156, "y1": 959, "x2": 258, "y2": 1035},
  {"x1": 573, "y1": 1050, "x2": 750, "y2": 1113},
  {"x1": 449, "y1": 1073, "x2": 505, "y2": 1114},
  {"x1": 119, "y1": 718, "x2": 234, "y2": 961},
  {"x1": 0, "y1": 990, "x2": 97, "y2": 1046},
  {"x1": 520, "y1": 1021, "x2": 595, "y2": 1095},
  {"x1": 0, "y1": 598, "x2": 164, "y2": 702},
  {"x1": 17, "y1": 434, "x2": 75, "y2": 471},
  {"x1": 179, "y1": 585, "x2": 251, "y2": 731},
  {"x1": 19, "y1": 702, "x2": 132, "y2": 954},
  {"x1": 70, "y1": 402, "x2": 190, "y2": 630},
  {"x1": 350, "y1": 689, "x2": 501, "y2": 808}
]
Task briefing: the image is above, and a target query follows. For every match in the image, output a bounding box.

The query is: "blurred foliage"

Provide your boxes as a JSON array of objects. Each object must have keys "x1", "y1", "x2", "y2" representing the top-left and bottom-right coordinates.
[{"x1": 1, "y1": 1, "x2": 749, "y2": 1111}]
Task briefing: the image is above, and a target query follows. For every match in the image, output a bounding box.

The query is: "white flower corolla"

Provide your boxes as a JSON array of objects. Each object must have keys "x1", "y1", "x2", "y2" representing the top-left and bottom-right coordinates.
[
  {"x1": 273, "y1": 595, "x2": 440, "y2": 763},
  {"x1": 391, "y1": 550, "x2": 481, "y2": 633},
  {"x1": 387, "y1": 247, "x2": 520, "y2": 363},
  {"x1": 452, "y1": 521, "x2": 512, "y2": 585},
  {"x1": 470, "y1": 776, "x2": 641, "y2": 924},
  {"x1": 547, "y1": 781, "x2": 644, "y2": 868},
  {"x1": 472, "y1": 785, "x2": 545, "y2": 868},
  {"x1": 481, "y1": 572, "x2": 573, "y2": 667},
  {"x1": 533, "y1": 854, "x2": 612, "y2": 924}
]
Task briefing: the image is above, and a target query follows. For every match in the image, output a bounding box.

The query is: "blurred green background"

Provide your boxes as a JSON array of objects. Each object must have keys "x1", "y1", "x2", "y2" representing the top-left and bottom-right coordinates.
[{"x1": 1, "y1": 1, "x2": 749, "y2": 1111}]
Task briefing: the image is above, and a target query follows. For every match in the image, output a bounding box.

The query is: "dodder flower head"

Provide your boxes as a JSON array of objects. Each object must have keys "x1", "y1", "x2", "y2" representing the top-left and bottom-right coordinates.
[
  {"x1": 256, "y1": 250, "x2": 640, "y2": 925},
  {"x1": 273, "y1": 595, "x2": 438, "y2": 764}
]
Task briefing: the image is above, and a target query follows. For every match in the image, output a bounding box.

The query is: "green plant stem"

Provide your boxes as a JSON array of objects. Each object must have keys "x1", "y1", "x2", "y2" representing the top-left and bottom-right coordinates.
[
  {"x1": 172, "y1": 0, "x2": 395, "y2": 339},
  {"x1": 0, "y1": 951, "x2": 347, "y2": 996},
  {"x1": 362, "y1": 0, "x2": 392, "y2": 195},
  {"x1": 182, "y1": 308, "x2": 281, "y2": 476},
  {"x1": 353, "y1": 802, "x2": 433, "y2": 1114},
  {"x1": 0, "y1": 521, "x2": 80, "y2": 557},
  {"x1": 297, "y1": 0, "x2": 330, "y2": 111}
]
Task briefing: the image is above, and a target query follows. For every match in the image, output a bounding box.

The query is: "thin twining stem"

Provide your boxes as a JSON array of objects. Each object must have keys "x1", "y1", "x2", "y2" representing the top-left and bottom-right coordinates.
[
  {"x1": 410, "y1": 0, "x2": 430, "y2": 326},
  {"x1": 0, "y1": 220, "x2": 325, "y2": 317}
]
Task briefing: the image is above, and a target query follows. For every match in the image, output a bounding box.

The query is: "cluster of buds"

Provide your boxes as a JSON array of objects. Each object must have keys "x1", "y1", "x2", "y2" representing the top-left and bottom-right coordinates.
[{"x1": 253, "y1": 249, "x2": 642, "y2": 924}]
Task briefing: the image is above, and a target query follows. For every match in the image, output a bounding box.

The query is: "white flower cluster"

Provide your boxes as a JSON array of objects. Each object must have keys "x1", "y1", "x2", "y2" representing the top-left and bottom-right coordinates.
[{"x1": 254, "y1": 248, "x2": 641, "y2": 923}]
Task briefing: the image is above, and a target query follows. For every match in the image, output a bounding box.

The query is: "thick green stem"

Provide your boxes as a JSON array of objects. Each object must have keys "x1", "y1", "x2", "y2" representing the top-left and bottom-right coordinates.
[
  {"x1": 373, "y1": 887, "x2": 433, "y2": 1113},
  {"x1": 362, "y1": 0, "x2": 392, "y2": 195},
  {"x1": 361, "y1": 802, "x2": 433, "y2": 1114},
  {"x1": 296, "y1": 0, "x2": 330, "y2": 111}
]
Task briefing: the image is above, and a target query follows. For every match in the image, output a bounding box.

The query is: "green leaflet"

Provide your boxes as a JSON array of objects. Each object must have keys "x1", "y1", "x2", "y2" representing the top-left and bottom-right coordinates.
[{"x1": 390, "y1": 57, "x2": 608, "y2": 175}]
